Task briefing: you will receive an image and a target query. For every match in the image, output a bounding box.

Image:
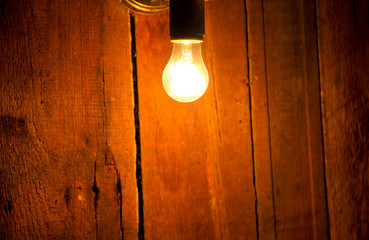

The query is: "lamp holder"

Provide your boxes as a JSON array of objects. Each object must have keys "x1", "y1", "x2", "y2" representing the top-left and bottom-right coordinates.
[
  {"x1": 120, "y1": 0, "x2": 205, "y2": 40},
  {"x1": 170, "y1": 0, "x2": 204, "y2": 41}
]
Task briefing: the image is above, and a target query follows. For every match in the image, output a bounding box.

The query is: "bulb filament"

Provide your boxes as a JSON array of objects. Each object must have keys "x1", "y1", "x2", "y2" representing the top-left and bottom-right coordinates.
[{"x1": 182, "y1": 49, "x2": 193, "y2": 63}]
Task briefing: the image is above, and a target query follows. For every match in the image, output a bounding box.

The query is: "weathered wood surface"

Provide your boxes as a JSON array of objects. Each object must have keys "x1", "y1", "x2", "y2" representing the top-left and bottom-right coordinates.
[
  {"x1": 204, "y1": 0, "x2": 257, "y2": 238},
  {"x1": 317, "y1": 0, "x2": 369, "y2": 239},
  {"x1": 134, "y1": 0, "x2": 257, "y2": 238},
  {"x1": 1, "y1": 0, "x2": 367, "y2": 239},
  {"x1": 259, "y1": 0, "x2": 329, "y2": 239},
  {"x1": 246, "y1": 0, "x2": 276, "y2": 239},
  {"x1": 0, "y1": 0, "x2": 137, "y2": 239}
]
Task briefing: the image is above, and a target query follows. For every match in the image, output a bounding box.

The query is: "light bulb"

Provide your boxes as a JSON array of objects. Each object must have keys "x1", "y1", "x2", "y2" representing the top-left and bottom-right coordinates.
[{"x1": 163, "y1": 41, "x2": 209, "y2": 102}]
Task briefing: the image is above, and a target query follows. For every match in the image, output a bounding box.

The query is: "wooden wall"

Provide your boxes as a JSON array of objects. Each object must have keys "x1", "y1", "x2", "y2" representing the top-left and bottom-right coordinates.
[
  {"x1": 0, "y1": 0, "x2": 367, "y2": 239},
  {"x1": 317, "y1": 0, "x2": 369, "y2": 239}
]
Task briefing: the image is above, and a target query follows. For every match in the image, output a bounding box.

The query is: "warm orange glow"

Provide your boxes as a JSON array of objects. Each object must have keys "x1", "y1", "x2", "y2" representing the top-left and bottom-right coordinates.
[{"x1": 162, "y1": 42, "x2": 209, "y2": 102}]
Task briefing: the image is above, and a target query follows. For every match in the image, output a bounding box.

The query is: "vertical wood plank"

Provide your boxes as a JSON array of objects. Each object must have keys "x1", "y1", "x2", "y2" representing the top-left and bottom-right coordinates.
[
  {"x1": 204, "y1": 0, "x2": 258, "y2": 239},
  {"x1": 134, "y1": 0, "x2": 257, "y2": 239},
  {"x1": 0, "y1": 0, "x2": 137, "y2": 239},
  {"x1": 262, "y1": 0, "x2": 329, "y2": 239},
  {"x1": 317, "y1": 0, "x2": 369, "y2": 239},
  {"x1": 246, "y1": 0, "x2": 277, "y2": 239},
  {"x1": 0, "y1": 0, "x2": 98, "y2": 237},
  {"x1": 97, "y1": 0, "x2": 138, "y2": 239}
]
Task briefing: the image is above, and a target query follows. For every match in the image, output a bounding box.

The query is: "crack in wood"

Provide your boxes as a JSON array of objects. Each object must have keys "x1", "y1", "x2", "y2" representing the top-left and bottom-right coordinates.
[
  {"x1": 130, "y1": 12, "x2": 145, "y2": 240},
  {"x1": 260, "y1": 0, "x2": 278, "y2": 238},
  {"x1": 244, "y1": 1, "x2": 260, "y2": 239},
  {"x1": 245, "y1": 15, "x2": 261, "y2": 240},
  {"x1": 115, "y1": 168, "x2": 124, "y2": 240},
  {"x1": 103, "y1": 146, "x2": 125, "y2": 240},
  {"x1": 314, "y1": 2, "x2": 331, "y2": 239},
  {"x1": 64, "y1": 188, "x2": 71, "y2": 209},
  {"x1": 92, "y1": 162, "x2": 99, "y2": 239}
]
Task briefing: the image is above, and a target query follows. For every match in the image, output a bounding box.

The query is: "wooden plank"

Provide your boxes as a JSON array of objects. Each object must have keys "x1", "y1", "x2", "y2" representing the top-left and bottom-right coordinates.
[
  {"x1": 134, "y1": 0, "x2": 257, "y2": 238},
  {"x1": 0, "y1": 0, "x2": 137, "y2": 239},
  {"x1": 316, "y1": 0, "x2": 369, "y2": 239},
  {"x1": 99, "y1": 1, "x2": 138, "y2": 239},
  {"x1": 246, "y1": 0, "x2": 276, "y2": 239},
  {"x1": 203, "y1": 1, "x2": 257, "y2": 239},
  {"x1": 97, "y1": 0, "x2": 138, "y2": 239},
  {"x1": 262, "y1": 0, "x2": 329, "y2": 239},
  {"x1": 0, "y1": 0, "x2": 97, "y2": 238}
]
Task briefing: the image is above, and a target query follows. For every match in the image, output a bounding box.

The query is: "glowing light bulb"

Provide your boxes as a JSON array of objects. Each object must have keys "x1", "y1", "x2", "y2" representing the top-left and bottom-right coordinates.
[{"x1": 163, "y1": 41, "x2": 209, "y2": 102}]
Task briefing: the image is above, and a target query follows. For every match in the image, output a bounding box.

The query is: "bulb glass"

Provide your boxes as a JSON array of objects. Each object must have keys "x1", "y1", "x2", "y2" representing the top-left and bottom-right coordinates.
[{"x1": 163, "y1": 41, "x2": 209, "y2": 102}]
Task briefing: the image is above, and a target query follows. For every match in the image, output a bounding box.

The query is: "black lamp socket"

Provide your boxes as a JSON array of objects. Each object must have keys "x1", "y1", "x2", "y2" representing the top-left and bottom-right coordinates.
[{"x1": 170, "y1": 0, "x2": 205, "y2": 41}]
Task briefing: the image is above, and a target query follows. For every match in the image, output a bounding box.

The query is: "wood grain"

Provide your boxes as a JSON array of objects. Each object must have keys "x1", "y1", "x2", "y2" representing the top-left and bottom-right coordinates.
[
  {"x1": 317, "y1": 0, "x2": 369, "y2": 239},
  {"x1": 262, "y1": 0, "x2": 329, "y2": 239},
  {"x1": 0, "y1": 0, "x2": 137, "y2": 239}
]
